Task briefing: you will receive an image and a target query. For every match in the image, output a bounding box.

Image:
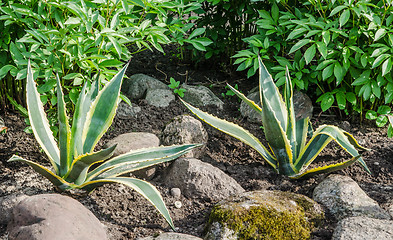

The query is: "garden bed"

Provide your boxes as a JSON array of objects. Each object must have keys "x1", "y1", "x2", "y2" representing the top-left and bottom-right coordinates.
[{"x1": 1, "y1": 50, "x2": 393, "y2": 239}]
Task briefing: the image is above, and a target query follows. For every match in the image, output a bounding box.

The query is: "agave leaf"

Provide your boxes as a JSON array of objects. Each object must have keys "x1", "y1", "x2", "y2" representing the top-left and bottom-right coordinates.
[
  {"x1": 93, "y1": 144, "x2": 201, "y2": 179},
  {"x1": 258, "y1": 57, "x2": 288, "y2": 132},
  {"x1": 86, "y1": 144, "x2": 200, "y2": 181},
  {"x1": 180, "y1": 98, "x2": 277, "y2": 169},
  {"x1": 259, "y1": 78, "x2": 295, "y2": 175},
  {"x1": 71, "y1": 75, "x2": 100, "y2": 158},
  {"x1": 65, "y1": 144, "x2": 117, "y2": 184},
  {"x1": 26, "y1": 60, "x2": 60, "y2": 173},
  {"x1": 295, "y1": 125, "x2": 371, "y2": 174},
  {"x1": 226, "y1": 84, "x2": 262, "y2": 114},
  {"x1": 56, "y1": 73, "x2": 71, "y2": 175},
  {"x1": 82, "y1": 62, "x2": 129, "y2": 153},
  {"x1": 291, "y1": 155, "x2": 361, "y2": 179},
  {"x1": 284, "y1": 66, "x2": 297, "y2": 158},
  {"x1": 80, "y1": 177, "x2": 174, "y2": 229},
  {"x1": 8, "y1": 155, "x2": 71, "y2": 190},
  {"x1": 295, "y1": 117, "x2": 309, "y2": 159}
]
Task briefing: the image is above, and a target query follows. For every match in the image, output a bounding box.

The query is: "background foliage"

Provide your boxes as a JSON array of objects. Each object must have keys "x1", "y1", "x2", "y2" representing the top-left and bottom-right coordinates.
[
  {"x1": 0, "y1": 0, "x2": 206, "y2": 133},
  {"x1": 231, "y1": 0, "x2": 393, "y2": 131}
]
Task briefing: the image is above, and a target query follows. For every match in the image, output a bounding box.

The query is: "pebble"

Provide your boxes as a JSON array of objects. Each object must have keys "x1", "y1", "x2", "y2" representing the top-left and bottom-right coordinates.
[
  {"x1": 170, "y1": 188, "x2": 181, "y2": 198},
  {"x1": 174, "y1": 201, "x2": 182, "y2": 209}
]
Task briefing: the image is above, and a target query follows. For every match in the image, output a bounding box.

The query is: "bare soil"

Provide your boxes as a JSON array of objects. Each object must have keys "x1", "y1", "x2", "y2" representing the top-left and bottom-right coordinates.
[{"x1": 1, "y1": 49, "x2": 392, "y2": 239}]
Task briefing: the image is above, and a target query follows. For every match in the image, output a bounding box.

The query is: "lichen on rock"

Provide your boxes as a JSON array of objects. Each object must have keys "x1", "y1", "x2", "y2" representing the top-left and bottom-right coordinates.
[{"x1": 205, "y1": 190, "x2": 324, "y2": 240}]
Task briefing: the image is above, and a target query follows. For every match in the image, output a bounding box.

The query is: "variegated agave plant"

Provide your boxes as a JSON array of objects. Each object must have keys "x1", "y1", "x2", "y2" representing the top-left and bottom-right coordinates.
[
  {"x1": 181, "y1": 58, "x2": 371, "y2": 179},
  {"x1": 9, "y1": 60, "x2": 200, "y2": 229}
]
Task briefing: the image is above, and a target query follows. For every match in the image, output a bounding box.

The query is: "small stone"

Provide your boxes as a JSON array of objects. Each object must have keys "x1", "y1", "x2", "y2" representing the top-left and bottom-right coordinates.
[
  {"x1": 374, "y1": 161, "x2": 380, "y2": 166},
  {"x1": 181, "y1": 84, "x2": 224, "y2": 109},
  {"x1": 170, "y1": 188, "x2": 181, "y2": 198},
  {"x1": 145, "y1": 89, "x2": 175, "y2": 108},
  {"x1": 332, "y1": 216, "x2": 393, "y2": 240},
  {"x1": 122, "y1": 73, "x2": 168, "y2": 100},
  {"x1": 339, "y1": 121, "x2": 351, "y2": 132},
  {"x1": 116, "y1": 102, "x2": 141, "y2": 119},
  {"x1": 174, "y1": 201, "x2": 182, "y2": 209}
]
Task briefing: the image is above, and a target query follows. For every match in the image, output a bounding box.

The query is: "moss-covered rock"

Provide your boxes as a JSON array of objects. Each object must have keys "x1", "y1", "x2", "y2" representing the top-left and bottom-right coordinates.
[{"x1": 205, "y1": 190, "x2": 324, "y2": 240}]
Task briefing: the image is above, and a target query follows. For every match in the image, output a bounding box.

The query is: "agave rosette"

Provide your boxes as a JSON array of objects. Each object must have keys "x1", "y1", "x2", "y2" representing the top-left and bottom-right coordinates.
[
  {"x1": 9, "y1": 60, "x2": 200, "y2": 228},
  {"x1": 181, "y1": 58, "x2": 370, "y2": 178}
]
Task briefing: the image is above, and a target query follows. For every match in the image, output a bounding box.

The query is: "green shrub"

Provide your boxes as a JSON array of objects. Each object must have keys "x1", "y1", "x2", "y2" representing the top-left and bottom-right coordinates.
[
  {"x1": 0, "y1": 0, "x2": 203, "y2": 120},
  {"x1": 233, "y1": 0, "x2": 393, "y2": 126}
]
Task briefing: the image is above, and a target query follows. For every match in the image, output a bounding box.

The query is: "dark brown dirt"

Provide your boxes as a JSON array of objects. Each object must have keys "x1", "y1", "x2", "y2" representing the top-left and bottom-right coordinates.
[{"x1": 1, "y1": 49, "x2": 392, "y2": 240}]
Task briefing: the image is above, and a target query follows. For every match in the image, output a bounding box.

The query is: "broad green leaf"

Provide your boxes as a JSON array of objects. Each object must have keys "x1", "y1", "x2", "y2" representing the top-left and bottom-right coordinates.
[
  {"x1": 382, "y1": 57, "x2": 392, "y2": 76},
  {"x1": 352, "y1": 70, "x2": 371, "y2": 86},
  {"x1": 316, "y1": 42, "x2": 328, "y2": 59},
  {"x1": 322, "y1": 64, "x2": 334, "y2": 80},
  {"x1": 80, "y1": 177, "x2": 174, "y2": 229},
  {"x1": 372, "y1": 54, "x2": 390, "y2": 69},
  {"x1": 376, "y1": 115, "x2": 388, "y2": 127},
  {"x1": 8, "y1": 155, "x2": 71, "y2": 190},
  {"x1": 56, "y1": 73, "x2": 71, "y2": 176},
  {"x1": 188, "y1": 28, "x2": 205, "y2": 40},
  {"x1": 320, "y1": 93, "x2": 334, "y2": 111},
  {"x1": 377, "y1": 105, "x2": 391, "y2": 115},
  {"x1": 82, "y1": 62, "x2": 129, "y2": 153},
  {"x1": 365, "y1": 110, "x2": 377, "y2": 120},
  {"x1": 339, "y1": 9, "x2": 350, "y2": 27},
  {"x1": 336, "y1": 91, "x2": 346, "y2": 110},
  {"x1": 289, "y1": 39, "x2": 313, "y2": 54},
  {"x1": 374, "y1": 28, "x2": 386, "y2": 42},
  {"x1": 371, "y1": 81, "x2": 381, "y2": 98},
  {"x1": 329, "y1": 5, "x2": 347, "y2": 17},
  {"x1": 26, "y1": 60, "x2": 60, "y2": 172},
  {"x1": 180, "y1": 99, "x2": 277, "y2": 169},
  {"x1": 107, "y1": 35, "x2": 122, "y2": 58},
  {"x1": 304, "y1": 44, "x2": 316, "y2": 65},
  {"x1": 334, "y1": 62, "x2": 345, "y2": 85}
]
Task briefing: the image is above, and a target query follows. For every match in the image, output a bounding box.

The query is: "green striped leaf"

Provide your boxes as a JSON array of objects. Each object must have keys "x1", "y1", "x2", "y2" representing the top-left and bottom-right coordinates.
[
  {"x1": 226, "y1": 84, "x2": 262, "y2": 114},
  {"x1": 93, "y1": 144, "x2": 200, "y2": 179},
  {"x1": 87, "y1": 144, "x2": 200, "y2": 181},
  {"x1": 181, "y1": 98, "x2": 277, "y2": 170},
  {"x1": 71, "y1": 76, "x2": 100, "y2": 158},
  {"x1": 258, "y1": 57, "x2": 288, "y2": 132},
  {"x1": 8, "y1": 155, "x2": 71, "y2": 190},
  {"x1": 80, "y1": 177, "x2": 174, "y2": 229},
  {"x1": 291, "y1": 155, "x2": 360, "y2": 179},
  {"x1": 295, "y1": 117, "x2": 309, "y2": 160},
  {"x1": 26, "y1": 60, "x2": 60, "y2": 173},
  {"x1": 65, "y1": 144, "x2": 117, "y2": 184},
  {"x1": 82, "y1": 62, "x2": 129, "y2": 153},
  {"x1": 56, "y1": 73, "x2": 71, "y2": 175},
  {"x1": 295, "y1": 125, "x2": 370, "y2": 174},
  {"x1": 284, "y1": 67, "x2": 297, "y2": 158}
]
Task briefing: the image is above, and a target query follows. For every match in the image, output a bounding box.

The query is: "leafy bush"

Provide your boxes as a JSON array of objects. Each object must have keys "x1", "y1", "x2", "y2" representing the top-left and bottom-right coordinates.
[
  {"x1": 0, "y1": 0, "x2": 203, "y2": 117},
  {"x1": 9, "y1": 60, "x2": 199, "y2": 228},
  {"x1": 186, "y1": 0, "x2": 267, "y2": 62},
  {"x1": 182, "y1": 58, "x2": 370, "y2": 178},
  {"x1": 233, "y1": 0, "x2": 393, "y2": 125}
]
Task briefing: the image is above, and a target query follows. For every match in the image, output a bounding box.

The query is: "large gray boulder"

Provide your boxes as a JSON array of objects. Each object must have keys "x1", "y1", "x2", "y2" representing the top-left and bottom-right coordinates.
[
  {"x1": 313, "y1": 174, "x2": 391, "y2": 220},
  {"x1": 181, "y1": 84, "x2": 223, "y2": 110},
  {"x1": 7, "y1": 194, "x2": 107, "y2": 240},
  {"x1": 122, "y1": 74, "x2": 168, "y2": 100},
  {"x1": 163, "y1": 158, "x2": 244, "y2": 201},
  {"x1": 0, "y1": 194, "x2": 27, "y2": 225},
  {"x1": 332, "y1": 216, "x2": 393, "y2": 240},
  {"x1": 136, "y1": 232, "x2": 203, "y2": 240},
  {"x1": 205, "y1": 190, "x2": 324, "y2": 240},
  {"x1": 240, "y1": 89, "x2": 313, "y2": 123},
  {"x1": 160, "y1": 115, "x2": 208, "y2": 158}
]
